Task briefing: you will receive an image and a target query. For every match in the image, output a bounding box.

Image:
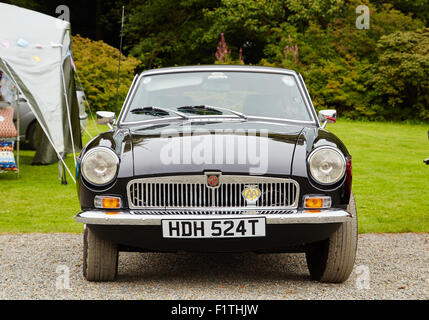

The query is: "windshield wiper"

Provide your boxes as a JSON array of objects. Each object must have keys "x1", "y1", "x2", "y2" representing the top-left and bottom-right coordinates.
[
  {"x1": 130, "y1": 106, "x2": 189, "y2": 119},
  {"x1": 177, "y1": 105, "x2": 247, "y2": 120}
]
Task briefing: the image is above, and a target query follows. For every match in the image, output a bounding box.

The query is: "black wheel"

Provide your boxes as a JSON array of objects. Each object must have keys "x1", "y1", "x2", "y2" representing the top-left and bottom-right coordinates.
[
  {"x1": 83, "y1": 225, "x2": 118, "y2": 281},
  {"x1": 305, "y1": 192, "x2": 358, "y2": 283}
]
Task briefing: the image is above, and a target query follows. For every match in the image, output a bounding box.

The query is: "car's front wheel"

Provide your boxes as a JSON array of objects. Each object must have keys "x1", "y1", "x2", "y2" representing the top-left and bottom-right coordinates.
[
  {"x1": 305, "y1": 193, "x2": 358, "y2": 283},
  {"x1": 83, "y1": 225, "x2": 118, "y2": 281}
]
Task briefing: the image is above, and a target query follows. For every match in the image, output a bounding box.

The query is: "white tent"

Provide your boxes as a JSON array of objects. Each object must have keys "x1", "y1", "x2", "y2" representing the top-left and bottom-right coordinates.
[{"x1": 0, "y1": 3, "x2": 81, "y2": 182}]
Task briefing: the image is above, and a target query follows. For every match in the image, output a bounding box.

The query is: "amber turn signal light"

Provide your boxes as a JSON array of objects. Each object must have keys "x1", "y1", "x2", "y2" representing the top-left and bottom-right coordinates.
[
  {"x1": 305, "y1": 198, "x2": 323, "y2": 208},
  {"x1": 103, "y1": 198, "x2": 121, "y2": 208},
  {"x1": 303, "y1": 195, "x2": 331, "y2": 209},
  {"x1": 94, "y1": 196, "x2": 122, "y2": 209}
]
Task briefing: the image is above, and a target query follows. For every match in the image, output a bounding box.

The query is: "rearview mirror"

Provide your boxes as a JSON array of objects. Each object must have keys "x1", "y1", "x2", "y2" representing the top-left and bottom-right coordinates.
[
  {"x1": 318, "y1": 110, "x2": 337, "y2": 128},
  {"x1": 96, "y1": 111, "x2": 115, "y2": 128}
]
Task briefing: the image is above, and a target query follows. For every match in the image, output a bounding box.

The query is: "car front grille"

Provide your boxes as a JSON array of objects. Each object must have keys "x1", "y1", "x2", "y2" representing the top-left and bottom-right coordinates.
[
  {"x1": 130, "y1": 209, "x2": 296, "y2": 215},
  {"x1": 127, "y1": 175, "x2": 299, "y2": 210}
]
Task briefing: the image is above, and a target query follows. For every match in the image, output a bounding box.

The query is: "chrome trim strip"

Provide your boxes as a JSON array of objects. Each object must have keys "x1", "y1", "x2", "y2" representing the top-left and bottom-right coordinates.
[
  {"x1": 133, "y1": 207, "x2": 296, "y2": 213},
  {"x1": 75, "y1": 209, "x2": 352, "y2": 225},
  {"x1": 126, "y1": 175, "x2": 300, "y2": 210},
  {"x1": 116, "y1": 74, "x2": 139, "y2": 125},
  {"x1": 298, "y1": 73, "x2": 319, "y2": 126}
]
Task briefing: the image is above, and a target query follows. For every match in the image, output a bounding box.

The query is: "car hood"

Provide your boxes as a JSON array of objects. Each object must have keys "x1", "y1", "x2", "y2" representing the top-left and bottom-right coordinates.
[{"x1": 129, "y1": 121, "x2": 305, "y2": 176}]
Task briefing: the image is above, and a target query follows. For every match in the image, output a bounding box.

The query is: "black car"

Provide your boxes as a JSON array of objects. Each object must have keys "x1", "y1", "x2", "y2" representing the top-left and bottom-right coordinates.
[{"x1": 75, "y1": 65, "x2": 357, "y2": 283}]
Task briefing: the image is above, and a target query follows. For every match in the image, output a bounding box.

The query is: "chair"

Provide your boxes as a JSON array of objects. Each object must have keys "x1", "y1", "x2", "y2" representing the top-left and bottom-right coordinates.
[{"x1": 0, "y1": 100, "x2": 19, "y2": 176}]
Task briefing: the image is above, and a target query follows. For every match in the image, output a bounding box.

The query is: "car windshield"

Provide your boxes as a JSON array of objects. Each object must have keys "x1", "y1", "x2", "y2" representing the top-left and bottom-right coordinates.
[{"x1": 122, "y1": 71, "x2": 313, "y2": 123}]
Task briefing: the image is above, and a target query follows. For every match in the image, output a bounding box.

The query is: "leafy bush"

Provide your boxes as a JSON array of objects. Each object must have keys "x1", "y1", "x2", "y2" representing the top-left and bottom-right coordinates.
[
  {"x1": 121, "y1": 0, "x2": 427, "y2": 121},
  {"x1": 126, "y1": 0, "x2": 219, "y2": 69},
  {"x1": 72, "y1": 35, "x2": 141, "y2": 112},
  {"x1": 6, "y1": 1, "x2": 428, "y2": 121},
  {"x1": 367, "y1": 28, "x2": 429, "y2": 120},
  {"x1": 258, "y1": 2, "x2": 427, "y2": 120}
]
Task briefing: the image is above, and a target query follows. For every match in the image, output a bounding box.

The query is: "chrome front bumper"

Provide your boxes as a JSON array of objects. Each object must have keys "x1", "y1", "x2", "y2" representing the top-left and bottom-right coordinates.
[{"x1": 75, "y1": 209, "x2": 352, "y2": 226}]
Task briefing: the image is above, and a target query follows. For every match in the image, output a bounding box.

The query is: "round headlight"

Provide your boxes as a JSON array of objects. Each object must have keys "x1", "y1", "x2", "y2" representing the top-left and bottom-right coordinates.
[
  {"x1": 81, "y1": 148, "x2": 119, "y2": 185},
  {"x1": 308, "y1": 147, "x2": 346, "y2": 185}
]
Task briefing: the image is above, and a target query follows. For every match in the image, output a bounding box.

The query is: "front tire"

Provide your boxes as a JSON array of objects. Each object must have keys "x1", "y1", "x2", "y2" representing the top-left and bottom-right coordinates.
[
  {"x1": 83, "y1": 225, "x2": 118, "y2": 281},
  {"x1": 305, "y1": 193, "x2": 358, "y2": 283}
]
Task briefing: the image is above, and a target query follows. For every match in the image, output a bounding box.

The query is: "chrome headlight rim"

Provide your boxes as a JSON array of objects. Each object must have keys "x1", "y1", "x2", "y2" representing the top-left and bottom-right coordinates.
[
  {"x1": 307, "y1": 146, "x2": 346, "y2": 186},
  {"x1": 81, "y1": 147, "x2": 120, "y2": 186}
]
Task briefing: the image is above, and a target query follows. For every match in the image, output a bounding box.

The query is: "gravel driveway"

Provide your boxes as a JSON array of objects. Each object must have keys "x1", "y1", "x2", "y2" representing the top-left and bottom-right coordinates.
[{"x1": 0, "y1": 233, "x2": 427, "y2": 300}]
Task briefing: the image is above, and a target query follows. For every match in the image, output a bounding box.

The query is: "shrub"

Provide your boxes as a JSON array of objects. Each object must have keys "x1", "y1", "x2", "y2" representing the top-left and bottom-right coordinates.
[
  {"x1": 367, "y1": 28, "x2": 429, "y2": 121},
  {"x1": 72, "y1": 35, "x2": 141, "y2": 112},
  {"x1": 259, "y1": 2, "x2": 427, "y2": 120}
]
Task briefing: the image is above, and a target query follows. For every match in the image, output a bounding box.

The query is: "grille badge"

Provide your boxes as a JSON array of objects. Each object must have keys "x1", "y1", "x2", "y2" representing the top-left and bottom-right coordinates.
[
  {"x1": 205, "y1": 172, "x2": 221, "y2": 188},
  {"x1": 242, "y1": 185, "x2": 261, "y2": 206}
]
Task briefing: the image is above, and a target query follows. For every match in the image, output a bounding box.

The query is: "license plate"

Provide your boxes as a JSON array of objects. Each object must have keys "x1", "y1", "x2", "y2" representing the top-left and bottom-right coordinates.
[{"x1": 162, "y1": 217, "x2": 266, "y2": 239}]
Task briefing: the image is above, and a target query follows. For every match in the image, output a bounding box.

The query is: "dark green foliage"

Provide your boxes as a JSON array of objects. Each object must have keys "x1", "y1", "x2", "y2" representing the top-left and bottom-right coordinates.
[
  {"x1": 72, "y1": 35, "x2": 140, "y2": 112},
  {"x1": 278, "y1": 2, "x2": 428, "y2": 120},
  {"x1": 367, "y1": 28, "x2": 429, "y2": 120},
  {"x1": 5, "y1": 0, "x2": 427, "y2": 120},
  {"x1": 125, "y1": 0, "x2": 220, "y2": 69},
  {"x1": 122, "y1": 0, "x2": 427, "y2": 121}
]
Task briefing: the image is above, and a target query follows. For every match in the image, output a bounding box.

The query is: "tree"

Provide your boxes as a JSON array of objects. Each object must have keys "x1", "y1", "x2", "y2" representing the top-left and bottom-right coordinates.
[
  {"x1": 125, "y1": 0, "x2": 220, "y2": 69},
  {"x1": 367, "y1": 28, "x2": 429, "y2": 120},
  {"x1": 72, "y1": 35, "x2": 141, "y2": 112}
]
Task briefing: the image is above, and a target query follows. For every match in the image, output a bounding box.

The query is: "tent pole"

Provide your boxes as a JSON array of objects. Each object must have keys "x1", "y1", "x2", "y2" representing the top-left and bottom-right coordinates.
[
  {"x1": 75, "y1": 71, "x2": 99, "y2": 135},
  {"x1": 1, "y1": 58, "x2": 76, "y2": 183},
  {"x1": 60, "y1": 64, "x2": 77, "y2": 168},
  {"x1": 14, "y1": 84, "x2": 19, "y2": 179},
  {"x1": 59, "y1": 153, "x2": 68, "y2": 185}
]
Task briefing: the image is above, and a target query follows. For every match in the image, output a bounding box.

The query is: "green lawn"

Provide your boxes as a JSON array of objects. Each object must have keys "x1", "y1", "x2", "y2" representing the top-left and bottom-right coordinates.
[
  {"x1": 0, "y1": 120, "x2": 428, "y2": 233},
  {"x1": 329, "y1": 120, "x2": 429, "y2": 233},
  {"x1": 0, "y1": 120, "x2": 107, "y2": 233}
]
